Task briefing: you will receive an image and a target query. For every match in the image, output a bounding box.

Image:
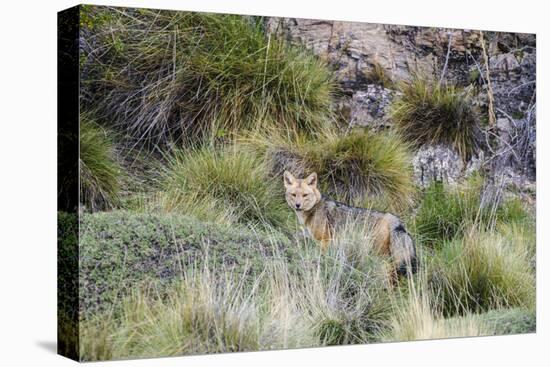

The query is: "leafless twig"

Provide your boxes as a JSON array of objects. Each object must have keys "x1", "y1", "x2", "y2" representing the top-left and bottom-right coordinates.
[
  {"x1": 507, "y1": 80, "x2": 536, "y2": 96},
  {"x1": 479, "y1": 31, "x2": 496, "y2": 126},
  {"x1": 439, "y1": 31, "x2": 453, "y2": 85},
  {"x1": 466, "y1": 51, "x2": 486, "y2": 85}
]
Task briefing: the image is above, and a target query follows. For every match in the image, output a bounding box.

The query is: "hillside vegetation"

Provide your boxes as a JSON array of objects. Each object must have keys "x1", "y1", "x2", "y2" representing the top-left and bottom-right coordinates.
[{"x1": 59, "y1": 5, "x2": 536, "y2": 361}]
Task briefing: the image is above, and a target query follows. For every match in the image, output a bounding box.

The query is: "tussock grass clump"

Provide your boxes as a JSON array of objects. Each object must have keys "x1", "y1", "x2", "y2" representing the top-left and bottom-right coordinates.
[
  {"x1": 161, "y1": 146, "x2": 290, "y2": 227},
  {"x1": 498, "y1": 221, "x2": 536, "y2": 268},
  {"x1": 414, "y1": 175, "x2": 530, "y2": 246},
  {"x1": 248, "y1": 128, "x2": 415, "y2": 211},
  {"x1": 311, "y1": 130, "x2": 414, "y2": 209},
  {"x1": 80, "y1": 7, "x2": 335, "y2": 145},
  {"x1": 385, "y1": 291, "x2": 535, "y2": 341},
  {"x1": 365, "y1": 62, "x2": 394, "y2": 89},
  {"x1": 79, "y1": 117, "x2": 122, "y2": 211},
  {"x1": 292, "y1": 221, "x2": 395, "y2": 342},
  {"x1": 390, "y1": 77, "x2": 481, "y2": 159},
  {"x1": 285, "y1": 221, "x2": 394, "y2": 345},
  {"x1": 386, "y1": 290, "x2": 489, "y2": 341},
  {"x1": 428, "y1": 228, "x2": 535, "y2": 316}
]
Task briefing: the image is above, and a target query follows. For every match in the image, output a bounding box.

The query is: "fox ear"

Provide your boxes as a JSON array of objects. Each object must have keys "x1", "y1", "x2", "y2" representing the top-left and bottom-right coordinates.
[
  {"x1": 305, "y1": 172, "x2": 318, "y2": 187},
  {"x1": 283, "y1": 171, "x2": 295, "y2": 187}
]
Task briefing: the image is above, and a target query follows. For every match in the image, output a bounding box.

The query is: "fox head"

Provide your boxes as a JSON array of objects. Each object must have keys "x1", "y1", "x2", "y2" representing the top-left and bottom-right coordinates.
[{"x1": 283, "y1": 171, "x2": 321, "y2": 211}]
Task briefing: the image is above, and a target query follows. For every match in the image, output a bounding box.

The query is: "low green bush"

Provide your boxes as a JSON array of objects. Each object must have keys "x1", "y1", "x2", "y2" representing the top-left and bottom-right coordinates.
[
  {"x1": 478, "y1": 308, "x2": 536, "y2": 335},
  {"x1": 77, "y1": 211, "x2": 293, "y2": 317}
]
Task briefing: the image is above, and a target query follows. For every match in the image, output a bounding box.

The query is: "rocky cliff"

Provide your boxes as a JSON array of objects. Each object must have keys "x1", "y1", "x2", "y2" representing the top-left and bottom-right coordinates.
[{"x1": 266, "y1": 18, "x2": 536, "y2": 196}]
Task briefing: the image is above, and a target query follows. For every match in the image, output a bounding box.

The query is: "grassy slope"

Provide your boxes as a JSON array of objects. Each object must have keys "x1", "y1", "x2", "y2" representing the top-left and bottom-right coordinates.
[{"x1": 66, "y1": 210, "x2": 535, "y2": 359}]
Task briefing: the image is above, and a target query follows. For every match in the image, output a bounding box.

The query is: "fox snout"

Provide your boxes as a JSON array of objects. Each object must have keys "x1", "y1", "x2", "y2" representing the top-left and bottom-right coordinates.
[{"x1": 294, "y1": 202, "x2": 302, "y2": 210}]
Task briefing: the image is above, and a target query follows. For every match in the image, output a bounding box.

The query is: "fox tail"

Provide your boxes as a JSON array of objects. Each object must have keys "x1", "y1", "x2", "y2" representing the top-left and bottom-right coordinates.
[{"x1": 390, "y1": 224, "x2": 418, "y2": 277}]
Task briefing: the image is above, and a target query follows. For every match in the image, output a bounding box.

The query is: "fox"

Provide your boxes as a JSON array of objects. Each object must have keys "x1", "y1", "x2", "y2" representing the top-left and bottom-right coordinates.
[{"x1": 283, "y1": 170, "x2": 417, "y2": 279}]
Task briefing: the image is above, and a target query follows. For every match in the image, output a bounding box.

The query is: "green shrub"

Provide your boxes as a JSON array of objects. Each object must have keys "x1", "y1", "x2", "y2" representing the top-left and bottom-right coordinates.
[
  {"x1": 390, "y1": 77, "x2": 481, "y2": 159},
  {"x1": 58, "y1": 212, "x2": 79, "y2": 360},
  {"x1": 428, "y1": 228, "x2": 535, "y2": 316},
  {"x1": 414, "y1": 176, "x2": 530, "y2": 246},
  {"x1": 80, "y1": 7, "x2": 335, "y2": 145},
  {"x1": 79, "y1": 117, "x2": 122, "y2": 211},
  {"x1": 250, "y1": 128, "x2": 416, "y2": 211},
  {"x1": 161, "y1": 146, "x2": 290, "y2": 227}
]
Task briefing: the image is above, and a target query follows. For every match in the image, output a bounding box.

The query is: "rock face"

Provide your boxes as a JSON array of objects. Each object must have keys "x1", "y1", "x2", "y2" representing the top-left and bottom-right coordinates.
[
  {"x1": 267, "y1": 18, "x2": 492, "y2": 90},
  {"x1": 487, "y1": 34, "x2": 536, "y2": 120},
  {"x1": 267, "y1": 17, "x2": 535, "y2": 104},
  {"x1": 412, "y1": 145, "x2": 464, "y2": 188},
  {"x1": 349, "y1": 85, "x2": 396, "y2": 129},
  {"x1": 266, "y1": 17, "x2": 536, "y2": 191},
  {"x1": 490, "y1": 116, "x2": 536, "y2": 192}
]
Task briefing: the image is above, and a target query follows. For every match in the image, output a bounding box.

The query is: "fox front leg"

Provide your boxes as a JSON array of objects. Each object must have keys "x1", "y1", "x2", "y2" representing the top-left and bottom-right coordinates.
[
  {"x1": 319, "y1": 238, "x2": 330, "y2": 253},
  {"x1": 292, "y1": 227, "x2": 311, "y2": 242},
  {"x1": 318, "y1": 223, "x2": 333, "y2": 253}
]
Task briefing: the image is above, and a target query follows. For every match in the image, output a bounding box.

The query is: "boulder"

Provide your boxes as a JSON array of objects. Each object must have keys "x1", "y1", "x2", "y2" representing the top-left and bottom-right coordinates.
[
  {"x1": 349, "y1": 85, "x2": 396, "y2": 129},
  {"x1": 412, "y1": 145, "x2": 464, "y2": 188}
]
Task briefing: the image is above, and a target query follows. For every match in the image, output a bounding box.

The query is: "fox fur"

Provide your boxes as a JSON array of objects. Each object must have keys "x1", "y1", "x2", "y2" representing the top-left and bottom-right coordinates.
[{"x1": 283, "y1": 171, "x2": 417, "y2": 278}]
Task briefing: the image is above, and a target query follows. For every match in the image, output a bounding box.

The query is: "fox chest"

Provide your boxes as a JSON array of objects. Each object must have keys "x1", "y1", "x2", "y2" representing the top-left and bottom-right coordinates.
[{"x1": 297, "y1": 212, "x2": 332, "y2": 241}]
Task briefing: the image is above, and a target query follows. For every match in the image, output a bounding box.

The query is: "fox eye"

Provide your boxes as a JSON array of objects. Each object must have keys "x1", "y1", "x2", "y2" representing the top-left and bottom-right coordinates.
[
  {"x1": 291, "y1": 193, "x2": 296, "y2": 197},
  {"x1": 303, "y1": 193, "x2": 309, "y2": 197}
]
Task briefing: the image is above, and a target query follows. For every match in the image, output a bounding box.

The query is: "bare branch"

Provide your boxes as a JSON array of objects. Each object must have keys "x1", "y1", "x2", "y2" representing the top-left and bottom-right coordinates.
[
  {"x1": 439, "y1": 31, "x2": 453, "y2": 86},
  {"x1": 479, "y1": 31, "x2": 496, "y2": 126}
]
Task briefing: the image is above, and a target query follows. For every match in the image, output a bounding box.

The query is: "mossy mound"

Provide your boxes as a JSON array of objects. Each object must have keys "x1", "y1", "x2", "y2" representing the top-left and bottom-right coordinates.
[
  {"x1": 66, "y1": 211, "x2": 294, "y2": 317},
  {"x1": 479, "y1": 308, "x2": 536, "y2": 335}
]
